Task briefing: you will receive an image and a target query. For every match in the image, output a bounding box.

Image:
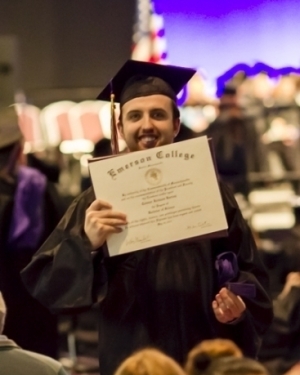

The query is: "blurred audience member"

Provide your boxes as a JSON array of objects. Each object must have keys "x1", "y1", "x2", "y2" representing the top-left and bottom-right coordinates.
[
  {"x1": 114, "y1": 348, "x2": 186, "y2": 375},
  {"x1": 0, "y1": 292, "x2": 67, "y2": 375},
  {"x1": 205, "y1": 87, "x2": 249, "y2": 195},
  {"x1": 28, "y1": 151, "x2": 73, "y2": 215},
  {"x1": 273, "y1": 75, "x2": 298, "y2": 105},
  {"x1": 0, "y1": 106, "x2": 63, "y2": 358},
  {"x1": 81, "y1": 137, "x2": 112, "y2": 191},
  {"x1": 251, "y1": 73, "x2": 275, "y2": 104},
  {"x1": 175, "y1": 123, "x2": 197, "y2": 143},
  {"x1": 93, "y1": 137, "x2": 113, "y2": 158},
  {"x1": 238, "y1": 74, "x2": 272, "y2": 173},
  {"x1": 258, "y1": 204, "x2": 300, "y2": 298},
  {"x1": 261, "y1": 117, "x2": 300, "y2": 192},
  {"x1": 27, "y1": 152, "x2": 61, "y2": 184},
  {"x1": 259, "y1": 272, "x2": 300, "y2": 375}
]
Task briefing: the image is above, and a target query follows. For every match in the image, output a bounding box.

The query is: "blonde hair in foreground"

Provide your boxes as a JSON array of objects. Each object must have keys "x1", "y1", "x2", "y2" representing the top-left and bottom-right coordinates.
[
  {"x1": 189, "y1": 339, "x2": 242, "y2": 360},
  {"x1": 114, "y1": 348, "x2": 186, "y2": 375},
  {"x1": 185, "y1": 339, "x2": 243, "y2": 375}
]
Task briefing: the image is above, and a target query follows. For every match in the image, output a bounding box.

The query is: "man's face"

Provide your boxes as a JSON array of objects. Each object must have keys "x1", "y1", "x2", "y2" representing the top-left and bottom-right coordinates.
[{"x1": 118, "y1": 94, "x2": 180, "y2": 152}]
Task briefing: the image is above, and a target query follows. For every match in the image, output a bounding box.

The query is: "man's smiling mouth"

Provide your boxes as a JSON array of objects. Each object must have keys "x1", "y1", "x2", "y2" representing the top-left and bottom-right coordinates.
[{"x1": 138, "y1": 135, "x2": 158, "y2": 148}]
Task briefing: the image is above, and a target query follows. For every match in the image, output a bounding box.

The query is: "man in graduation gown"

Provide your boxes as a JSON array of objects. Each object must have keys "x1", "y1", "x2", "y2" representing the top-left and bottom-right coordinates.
[{"x1": 21, "y1": 61, "x2": 273, "y2": 375}]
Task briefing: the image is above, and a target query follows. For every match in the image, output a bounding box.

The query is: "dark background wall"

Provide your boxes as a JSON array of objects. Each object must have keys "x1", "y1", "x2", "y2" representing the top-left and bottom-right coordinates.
[{"x1": 0, "y1": 0, "x2": 135, "y2": 104}]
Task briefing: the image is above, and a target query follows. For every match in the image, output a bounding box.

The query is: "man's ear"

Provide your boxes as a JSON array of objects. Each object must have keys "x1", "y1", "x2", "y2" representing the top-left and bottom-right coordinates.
[
  {"x1": 117, "y1": 121, "x2": 124, "y2": 139},
  {"x1": 173, "y1": 118, "x2": 181, "y2": 138}
]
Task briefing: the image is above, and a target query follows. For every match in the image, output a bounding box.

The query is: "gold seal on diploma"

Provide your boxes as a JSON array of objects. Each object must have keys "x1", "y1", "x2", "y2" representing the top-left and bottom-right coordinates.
[{"x1": 145, "y1": 168, "x2": 162, "y2": 186}]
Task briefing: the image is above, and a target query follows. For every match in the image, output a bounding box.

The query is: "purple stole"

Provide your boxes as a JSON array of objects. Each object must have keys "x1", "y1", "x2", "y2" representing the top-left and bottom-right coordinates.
[{"x1": 8, "y1": 166, "x2": 46, "y2": 250}]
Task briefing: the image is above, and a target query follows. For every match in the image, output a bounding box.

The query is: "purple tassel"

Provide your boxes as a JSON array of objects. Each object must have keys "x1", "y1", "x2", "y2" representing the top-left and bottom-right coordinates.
[{"x1": 215, "y1": 252, "x2": 256, "y2": 298}]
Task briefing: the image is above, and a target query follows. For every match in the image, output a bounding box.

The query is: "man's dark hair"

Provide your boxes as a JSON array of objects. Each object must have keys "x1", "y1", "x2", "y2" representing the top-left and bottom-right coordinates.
[{"x1": 171, "y1": 101, "x2": 180, "y2": 119}]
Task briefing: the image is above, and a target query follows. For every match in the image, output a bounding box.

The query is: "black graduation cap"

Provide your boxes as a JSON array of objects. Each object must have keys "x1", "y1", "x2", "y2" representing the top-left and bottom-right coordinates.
[
  {"x1": 97, "y1": 60, "x2": 196, "y2": 104},
  {"x1": 97, "y1": 60, "x2": 196, "y2": 154}
]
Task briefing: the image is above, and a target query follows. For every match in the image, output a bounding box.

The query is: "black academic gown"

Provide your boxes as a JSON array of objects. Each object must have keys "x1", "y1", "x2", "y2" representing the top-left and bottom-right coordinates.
[{"x1": 21, "y1": 182, "x2": 273, "y2": 375}]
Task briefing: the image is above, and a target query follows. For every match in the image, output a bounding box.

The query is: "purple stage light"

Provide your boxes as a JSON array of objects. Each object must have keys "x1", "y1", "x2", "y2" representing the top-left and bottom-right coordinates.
[{"x1": 155, "y1": 0, "x2": 300, "y2": 96}]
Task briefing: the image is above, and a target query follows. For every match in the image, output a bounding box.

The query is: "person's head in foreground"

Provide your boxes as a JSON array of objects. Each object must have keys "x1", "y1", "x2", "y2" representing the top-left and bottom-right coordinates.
[
  {"x1": 0, "y1": 292, "x2": 6, "y2": 334},
  {"x1": 114, "y1": 348, "x2": 186, "y2": 375},
  {"x1": 97, "y1": 60, "x2": 196, "y2": 153},
  {"x1": 185, "y1": 339, "x2": 243, "y2": 375},
  {"x1": 186, "y1": 355, "x2": 269, "y2": 375}
]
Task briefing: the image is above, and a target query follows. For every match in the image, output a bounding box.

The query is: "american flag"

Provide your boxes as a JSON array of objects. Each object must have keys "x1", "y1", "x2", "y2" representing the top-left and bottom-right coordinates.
[{"x1": 131, "y1": 0, "x2": 168, "y2": 64}]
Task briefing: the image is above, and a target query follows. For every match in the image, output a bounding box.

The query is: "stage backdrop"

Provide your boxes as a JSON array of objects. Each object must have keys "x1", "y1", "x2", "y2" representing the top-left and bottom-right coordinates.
[{"x1": 157, "y1": 0, "x2": 300, "y2": 85}]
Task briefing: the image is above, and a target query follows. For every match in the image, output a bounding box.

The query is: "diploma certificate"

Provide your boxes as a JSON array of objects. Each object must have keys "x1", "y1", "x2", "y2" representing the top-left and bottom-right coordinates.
[{"x1": 89, "y1": 136, "x2": 228, "y2": 256}]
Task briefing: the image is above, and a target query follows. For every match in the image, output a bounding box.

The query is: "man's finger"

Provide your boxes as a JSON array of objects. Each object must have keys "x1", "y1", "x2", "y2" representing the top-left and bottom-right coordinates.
[
  {"x1": 86, "y1": 210, "x2": 127, "y2": 221},
  {"x1": 99, "y1": 218, "x2": 128, "y2": 227},
  {"x1": 216, "y1": 294, "x2": 230, "y2": 312},
  {"x1": 219, "y1": 289, "x2": 240, "y2": 311},
  {"x1": 212, "y1": 301, "x2": 233, "y2": 323},
  {"x1": 220, "y1": 288, "x2": 245, "y2": 312},
  {"x1": 87, "y1": 199, "x2": 112, "y2": 212},
  {"x1": 102, "y1": 224, "x2": 124, "y2": 235},
  {"x1": 212, "y1": 300, "x2": 224, "y2": 318},
  {"x1": 236, "y1": 296, "x2": 246, "y2": 312},
  {"x1": 225, "y1": 289, "x2": 246, "y2": 312}
]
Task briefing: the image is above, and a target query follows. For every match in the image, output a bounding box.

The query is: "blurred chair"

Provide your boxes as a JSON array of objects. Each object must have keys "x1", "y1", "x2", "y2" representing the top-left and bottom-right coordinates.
[
  {"x1": 68, "y1": 100, "x2": 105, "y2": 143},
  {"x1": 40, "y1": 101, "x2": 80, "y2": 195},
  {"x1": 40, "y1": 101, "x2": 76, "y2": 146},
  {"x1": 249, "y1": 187, "x2": 295, "y2": 232}
]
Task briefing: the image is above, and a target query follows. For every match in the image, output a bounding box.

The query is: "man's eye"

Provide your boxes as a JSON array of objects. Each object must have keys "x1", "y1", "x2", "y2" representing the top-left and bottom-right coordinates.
[
  {"x1": 152, "y1": 111, "x2": 166, "y2": 119},
  {"x1": 129, "y1": 113, "x2": 140, "y2": 121}
]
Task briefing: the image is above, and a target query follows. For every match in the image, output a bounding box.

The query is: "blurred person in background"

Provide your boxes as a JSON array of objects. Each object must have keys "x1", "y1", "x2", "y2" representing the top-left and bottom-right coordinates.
[
  {"x1": 81, "y1": 137, "x2": 112, "y2": 192},
  {"x1": 271, "y1": 75, "x2": 300, "y2": 126},
  {"x1": 0, "y1": 105, "x2": 64, "y2": 358},
  {"x1": 259, "y1": 272, "x2": 300, "y2": 375},
  {"x1": 257, "y1": 202, "x2": 300, "y2": 306},
  {"x1": 205, "y1": 87, "x2": 249, "y2": 196},
  {"x1": 0, "y1": 291, "x2": 67, "y2": 375},
  {"x1": 174, "y1": 122, "x2": 197, "y2": 143},
  {"x1": 261, "y1": 116, "x2": 300, "y2": 193},
  {"x1": 238, "y1": 73, "x2": 274, "y2": 177}
]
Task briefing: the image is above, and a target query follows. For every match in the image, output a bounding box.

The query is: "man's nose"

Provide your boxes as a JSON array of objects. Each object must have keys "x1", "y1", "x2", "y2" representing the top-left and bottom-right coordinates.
[{"x1": 141, "y1": 114, "x2": 154, "y2": 130}]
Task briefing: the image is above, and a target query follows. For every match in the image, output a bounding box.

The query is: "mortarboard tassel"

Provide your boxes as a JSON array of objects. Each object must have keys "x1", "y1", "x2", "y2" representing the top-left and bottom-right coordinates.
[{"x1": 110, "y1": 92, "x2": 119, "y2": 155}]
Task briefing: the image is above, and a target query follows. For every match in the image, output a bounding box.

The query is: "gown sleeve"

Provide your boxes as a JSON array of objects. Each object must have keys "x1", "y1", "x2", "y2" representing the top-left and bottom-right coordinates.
[
  {"x1": 212, "y1": 182, "x2": 273, "y2": 357},
  {"x1": 21, "y1": 187, "x2": 107, "y2": 314}
]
